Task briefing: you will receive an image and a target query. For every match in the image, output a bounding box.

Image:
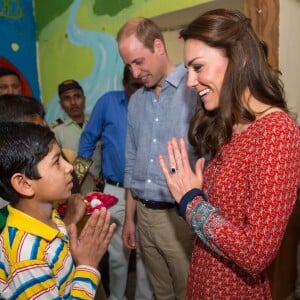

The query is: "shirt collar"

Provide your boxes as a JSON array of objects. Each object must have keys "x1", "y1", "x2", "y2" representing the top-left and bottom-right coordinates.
[
  {"x1": 141, "y1": 64, "x2": 186, "y2": 94},
  {"x1": 164, "y1": 64, "x2": 186, "y2": 88},
  {"x1": 63, "y1": 114, "x2": 89, "y2": 126},
  {"x1": 6, "y1": 205, "x2": 66, "y2": 242}
]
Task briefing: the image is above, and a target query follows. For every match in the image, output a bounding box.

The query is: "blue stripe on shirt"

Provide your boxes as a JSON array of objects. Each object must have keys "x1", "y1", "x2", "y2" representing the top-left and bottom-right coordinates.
[
  {"x1": 10, "y1": 273, "x2": 53, "y2": 299},
  {"x1": 49, "y1": 240, "x2": 64, "y2": 268},
  {"x1": 30, "y1": 237, "x2": 41, "y2": 259},
  {"x1": 8, "y1": 227, "x2": 17, "y2": 247},
  {"x1": 58, "y1": 260, "x2": 74, "y2": 289},
  {"x1": 73, "y1": 276, "x2": 97, "y2": 291},
  {"x1": 0, "y1": 261, "x2": 8, "y2": 277}
]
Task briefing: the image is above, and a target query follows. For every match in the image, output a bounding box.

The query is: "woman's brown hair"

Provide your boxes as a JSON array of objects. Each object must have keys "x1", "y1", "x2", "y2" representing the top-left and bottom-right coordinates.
[{"x1": 180, "y1": 9, "x2": 287, "y2": 157}]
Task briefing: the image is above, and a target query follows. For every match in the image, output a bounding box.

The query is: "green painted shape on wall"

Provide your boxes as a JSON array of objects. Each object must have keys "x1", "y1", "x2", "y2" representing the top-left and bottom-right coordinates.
[
  {"x1": 35, "y1": 0, "x2": 213, "y2": 107},
  {"x1": 93, "y1": 0, "x2": 132, "y2": 17},
  {"x1": 75, "y1": 0, "x2": 213, "y2": 36},
  {"x1": 34, "y1": 0, "x2": 73, "y2": 38}
]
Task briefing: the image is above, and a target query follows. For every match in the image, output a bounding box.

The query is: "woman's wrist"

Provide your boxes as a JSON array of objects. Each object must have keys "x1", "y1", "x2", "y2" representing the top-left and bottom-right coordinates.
[{"x1": 179, "y1": 188, "x2": 207, "y2": 220}]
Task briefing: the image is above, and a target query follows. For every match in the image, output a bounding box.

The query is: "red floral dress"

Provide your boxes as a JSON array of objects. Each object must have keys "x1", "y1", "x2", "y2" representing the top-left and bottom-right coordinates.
[{"x1": 185, "y1": 112, "x2": 300, "y2": 299}]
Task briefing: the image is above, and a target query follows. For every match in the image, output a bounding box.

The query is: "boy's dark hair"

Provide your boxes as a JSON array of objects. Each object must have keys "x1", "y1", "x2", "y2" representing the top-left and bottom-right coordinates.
[
  {"x1": 0, "y1": 67, "x2": 20, "y2": 80},
  {"x1": 0, "y1": 94, "x2": 45, "y2": 122},
  {"x1": 0, "y1": 122, "x2": 55, "y2": 203},
  {"x1": 0, "y1": 95, "x2": 81, "y2": 194}
]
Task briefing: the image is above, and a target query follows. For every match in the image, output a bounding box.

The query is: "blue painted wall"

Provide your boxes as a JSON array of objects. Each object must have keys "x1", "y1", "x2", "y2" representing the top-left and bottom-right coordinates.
[{"x1": 0, "y1": 0, "x2": 40, "y2": 99}]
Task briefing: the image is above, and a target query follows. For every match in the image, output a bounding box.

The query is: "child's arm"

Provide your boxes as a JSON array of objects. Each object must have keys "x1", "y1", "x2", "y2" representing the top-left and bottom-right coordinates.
[{"x1": 0, "y1": 208, "x2": 115, "y2": 299}]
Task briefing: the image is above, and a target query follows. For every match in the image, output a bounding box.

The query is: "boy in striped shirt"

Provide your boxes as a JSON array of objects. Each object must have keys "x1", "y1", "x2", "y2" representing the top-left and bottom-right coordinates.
[{"x1": 0, "y1": 122, "x2": 115, "y2": 299}]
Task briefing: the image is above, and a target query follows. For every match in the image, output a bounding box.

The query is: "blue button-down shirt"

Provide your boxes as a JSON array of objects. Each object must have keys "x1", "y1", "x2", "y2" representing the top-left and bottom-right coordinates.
[
  {"x1": 78, "y1": 90, "x2": 128, "y2": 183},
  {"x1": 124, "y1": 64, "x2": 197, "y2": 203}
]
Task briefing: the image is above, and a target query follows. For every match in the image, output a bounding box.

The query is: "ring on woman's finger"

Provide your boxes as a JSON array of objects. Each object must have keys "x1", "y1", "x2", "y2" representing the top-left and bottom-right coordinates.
[{"x1": 170, "y1": 167, "x2": 177, "y2": 174}]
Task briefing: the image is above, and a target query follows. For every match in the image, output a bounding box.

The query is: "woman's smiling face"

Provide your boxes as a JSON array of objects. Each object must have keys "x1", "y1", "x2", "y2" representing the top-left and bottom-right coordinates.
[{"x1": 184, "y1": 39, "x2": 229, "y2": 111}]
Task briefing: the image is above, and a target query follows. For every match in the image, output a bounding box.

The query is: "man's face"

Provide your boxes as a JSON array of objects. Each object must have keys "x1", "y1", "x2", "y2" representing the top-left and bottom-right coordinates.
[
  {"x1": 59, "y1": 88, "x2": 85, "y2": 120},
  {"x1": 118, "y1": 35, "x2": 166, "y2": 88},
  {"x1": 0, "y1": 75, "x2": 22, "y2": 95}
]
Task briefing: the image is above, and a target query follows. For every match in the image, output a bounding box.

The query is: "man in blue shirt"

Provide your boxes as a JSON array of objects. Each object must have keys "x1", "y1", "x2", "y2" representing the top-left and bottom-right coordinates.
[
  {"x1": 78, "y1": 66, "x2": 153, "y2": 300},
  {"x1": 117, "y1": 17, "x2": 197, "y2": 300}
]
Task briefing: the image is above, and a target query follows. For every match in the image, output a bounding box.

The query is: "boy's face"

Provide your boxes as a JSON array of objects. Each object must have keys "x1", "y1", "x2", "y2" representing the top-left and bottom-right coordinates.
[{"x1": 30, "y1": 141, "x2": 74, "y2": 202}]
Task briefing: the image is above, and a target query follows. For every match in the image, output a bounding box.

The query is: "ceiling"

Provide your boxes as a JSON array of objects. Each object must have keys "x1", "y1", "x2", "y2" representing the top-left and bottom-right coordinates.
[{"x1": 151, "y1": 0, "x2": 243, "y2": 32}]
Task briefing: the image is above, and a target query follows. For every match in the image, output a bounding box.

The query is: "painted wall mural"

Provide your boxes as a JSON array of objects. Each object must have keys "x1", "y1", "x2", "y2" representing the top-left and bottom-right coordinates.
[
  {"x1": 0, "y1": 0, "x2": 40, "y2": 99},
  {"x1": 37, "y1": 0, "x2": 124, "y2": 123},
  {"x1": 36, "y1": 0, "x2": 209, "y2": 123}
]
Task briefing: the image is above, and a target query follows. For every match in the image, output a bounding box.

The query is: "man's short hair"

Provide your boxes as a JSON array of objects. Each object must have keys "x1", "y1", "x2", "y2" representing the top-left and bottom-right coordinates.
[
  {"x1": 58, "y1": 79, "x2": 83, "y2": 96},
  {"x1": 0, "y1": 67, "x2": 20, "y2": 80},
  {"x1": 117, "y1": 17, "x2": 165, "y2": 52}
]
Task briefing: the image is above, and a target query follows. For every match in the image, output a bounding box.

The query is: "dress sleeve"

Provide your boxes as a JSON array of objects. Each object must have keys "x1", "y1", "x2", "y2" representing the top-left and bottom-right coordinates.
[{"x1": 182, "y1": 118, "x2": 300, "y2": 276}]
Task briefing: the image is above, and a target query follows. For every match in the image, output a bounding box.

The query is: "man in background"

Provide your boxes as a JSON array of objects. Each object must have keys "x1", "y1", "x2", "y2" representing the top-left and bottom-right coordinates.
[
  {"x1": 117, "y1": 17, "x2": 197, "y2": 300},
  {"x1": 0, "y1": 67, "x2": 22, "y2": 95},
  {"x1": 52, "y1": 80, "x2": 102, "y2": 195},
  {"x1": 78, "y1": 66, "x2": 153, "y2": 300}
]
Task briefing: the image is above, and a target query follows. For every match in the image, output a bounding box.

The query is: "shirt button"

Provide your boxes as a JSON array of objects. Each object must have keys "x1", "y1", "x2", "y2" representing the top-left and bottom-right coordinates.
[
  {"x1": 147, "y1": 179, "x2": 152, "y2": 183},
  {"x1": 155, "y1": 117, "x2": 159, "y2": 122},
  {"x1": 153, "y1": 138, "x2": 157, "y2": 143},
  {"x1": 153, "y1": 99, "x2": 157, "y2": 103}
]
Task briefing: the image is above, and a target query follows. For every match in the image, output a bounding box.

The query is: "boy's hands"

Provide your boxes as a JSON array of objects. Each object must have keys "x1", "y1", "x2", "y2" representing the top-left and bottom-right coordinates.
[{"x1": 69, "y1": 208, "x2": 116, "y2": 268}]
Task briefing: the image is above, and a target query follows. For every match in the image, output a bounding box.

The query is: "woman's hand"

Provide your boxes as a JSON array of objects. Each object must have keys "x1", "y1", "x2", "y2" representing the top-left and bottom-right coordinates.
[{"x1": 159, "y1": 137, "x2": 205, "y2": 203}]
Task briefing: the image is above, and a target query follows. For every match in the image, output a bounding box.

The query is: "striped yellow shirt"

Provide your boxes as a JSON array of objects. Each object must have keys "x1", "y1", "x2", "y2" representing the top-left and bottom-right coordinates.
[{"x1": 0, "y1": 205, "x2": 100, "y2": 299}]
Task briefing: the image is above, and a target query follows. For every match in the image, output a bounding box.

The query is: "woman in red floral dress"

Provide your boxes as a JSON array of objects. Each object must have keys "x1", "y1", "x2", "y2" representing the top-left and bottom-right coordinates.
[{"x1": 159, "y1": 9, "x2": 300, "y2": 299}]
